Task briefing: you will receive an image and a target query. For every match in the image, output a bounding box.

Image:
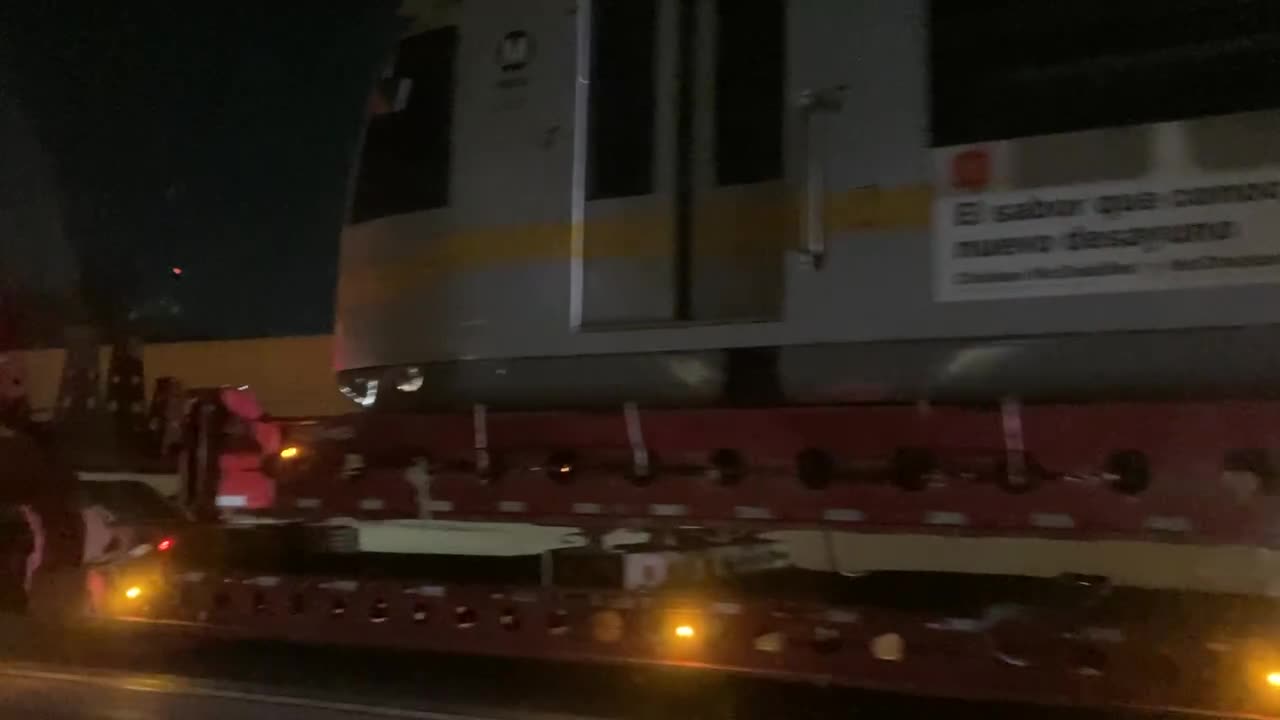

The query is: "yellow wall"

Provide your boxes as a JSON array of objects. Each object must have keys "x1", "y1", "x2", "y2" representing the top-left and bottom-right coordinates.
[{"x1": 19, "y1": 334, "x2": 352, "y2": 418}]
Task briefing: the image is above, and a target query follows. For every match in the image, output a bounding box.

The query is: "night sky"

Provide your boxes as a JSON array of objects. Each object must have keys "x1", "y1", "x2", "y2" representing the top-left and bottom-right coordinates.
[{"x1": 0, "y1": 1, "x2": 402, "y2": 342}]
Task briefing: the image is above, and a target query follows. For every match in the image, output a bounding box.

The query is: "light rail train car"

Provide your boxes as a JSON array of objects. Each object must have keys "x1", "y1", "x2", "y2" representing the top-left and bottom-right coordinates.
[{"x1": 334, "y1": 0, "x2": 1280, "y2": 410}]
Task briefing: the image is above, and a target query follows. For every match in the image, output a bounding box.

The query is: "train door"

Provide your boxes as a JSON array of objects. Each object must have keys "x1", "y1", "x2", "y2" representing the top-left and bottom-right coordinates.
[
  {"x1": 579, "y1": 0, "x2": 788, "y2": 327},
  {"x1": 688, "y1": 0, "x2": 787, "y2": 320},
  {"x1": 579, "y1": 0, "x2": 676, "y2": 325}
]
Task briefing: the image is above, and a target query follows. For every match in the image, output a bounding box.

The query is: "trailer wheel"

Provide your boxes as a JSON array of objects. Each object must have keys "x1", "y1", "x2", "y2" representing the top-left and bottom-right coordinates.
[
  {"x1": 626, "y1": 454, "x2": 658, "y2": 487},
  {"x1": 499, "y1": 607, "x2": 520, "y2": 630},
  {"x1": 1224, "y1": 448, "x2": 1277, "y2": 495},
  {"x1": 477, "y1": 453, "x2": 505, "y2": 484},
  {"x1": 708, "y1": 449, "x2": 746, "y2": 486},
  {"x1": 796, "y1": 449, "x2": 834, "y2": 490},
  {"x1": 369, "y1": 598, "x2": 389, "y2": 623},
  {"x1": 995, "y1": 454, "x2": 1044, "y2": 494},
  {"x1": 546, "y1": 450, "x2": 577, "y2": 484},
  {"x1": 1106, "y1": 450, "x2": 1150, "y2": 495},
  {"x1": 891, "y1": 448, "x2": 936, "y2": 492},
  {"x1": 0, "y1": 510, "x2": 32, "y2": 614},
  {"x1": 1146, "y1": 651, "x2": 1182, "y2": 693},
  {"x1": 1070, "y1": 643, "x2": 1107, "y2": 676}
]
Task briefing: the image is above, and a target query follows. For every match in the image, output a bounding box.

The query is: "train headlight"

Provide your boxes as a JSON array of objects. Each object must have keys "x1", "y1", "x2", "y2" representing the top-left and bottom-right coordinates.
[
  {"x1": 674, "y1": 624, "x2": 696, "y2": 639},
  {"x1": 1266, "y1": 671, "x2": 1280, "y2": 688},
  {"x1": 124, "y1": 585, "x2": 143, "y2": 600}
]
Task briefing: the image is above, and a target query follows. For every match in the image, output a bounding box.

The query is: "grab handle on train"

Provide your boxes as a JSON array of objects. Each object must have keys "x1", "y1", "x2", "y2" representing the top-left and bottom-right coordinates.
[{"x1": 796, "y1": 85, "x2": 845, "y2": 270}]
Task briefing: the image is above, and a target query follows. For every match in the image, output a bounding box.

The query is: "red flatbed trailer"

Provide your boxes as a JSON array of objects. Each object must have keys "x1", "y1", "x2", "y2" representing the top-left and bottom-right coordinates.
[
  {"x1": 62, "y1": 392, "x2": 1280, "y2": 718},
  {"x1": 245, "y1": 401, "x2": 1280, "y2": 546},
  {"x1": 13, "y1": 2, "x2": 1280, "y2": 716}
]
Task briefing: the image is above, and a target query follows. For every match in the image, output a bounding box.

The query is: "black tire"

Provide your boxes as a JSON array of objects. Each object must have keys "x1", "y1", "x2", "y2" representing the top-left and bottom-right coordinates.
[
  {"x1": 626, "y1": 453, "x2": 659, "y2": 487},
  {"x1": 546, "y1": 450, "x2": 577, "y2": 484},
  {"x1": 796, "y1": 448, "x2": 835, "y2": 490},
  {"x1": 891, "y1": 447, "x2": 936, "y2": 492},
  {"x1": 1225, "y1": 448, "x2": 1278, "y2": 495},
  {"x1": 995, "y1": 454, "x2": 1044, "y2": 494},
  {"x1": 708, "y1": 449, "x2": 746, "y2": 486},
  {"x1": 1106, "y1": 450, "x2": 1150, "y2": 495},
  {"x1": 477, "y1": 453, "x2": 505, "y2": 485}
]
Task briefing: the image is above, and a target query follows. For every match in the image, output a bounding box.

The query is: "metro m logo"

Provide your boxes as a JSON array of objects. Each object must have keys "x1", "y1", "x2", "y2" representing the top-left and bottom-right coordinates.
[{"x1": 497, "y1": 30, "x2": 533, "y2": 73}]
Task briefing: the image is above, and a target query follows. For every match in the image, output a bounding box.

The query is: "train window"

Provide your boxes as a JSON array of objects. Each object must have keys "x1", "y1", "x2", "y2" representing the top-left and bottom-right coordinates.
[
  {"x1": 587, "y1": 0, "x2": 659, "y2": 200},
  {"x1": 930, "y1": 0, "x2": 1280, "y2": 146},
  {"x1": 350, "y1": 26, "x2": 458, "y2": 223},
  {"x1": 714, "y1": 0, "x2": 785, "y2": 186}
]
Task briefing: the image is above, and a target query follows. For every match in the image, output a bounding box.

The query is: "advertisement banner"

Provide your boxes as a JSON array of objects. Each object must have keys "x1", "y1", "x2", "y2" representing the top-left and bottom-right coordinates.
[{"x1": 933, "y1": 166, "x2": 1280, "y2": 302}]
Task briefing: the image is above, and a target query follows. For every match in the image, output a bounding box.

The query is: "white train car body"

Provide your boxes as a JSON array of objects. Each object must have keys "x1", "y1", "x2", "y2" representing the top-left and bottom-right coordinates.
[{"x1": 335, "y1": 0, "x2": 1280, "y2": 409}]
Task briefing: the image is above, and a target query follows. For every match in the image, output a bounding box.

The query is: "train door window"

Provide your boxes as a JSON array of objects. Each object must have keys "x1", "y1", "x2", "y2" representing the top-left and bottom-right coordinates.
[
  {"x1": 350, "y1": 26, "x2": 458, "y2": 223},
  {"x1": 580, "y1": 0, "x2": 673, "y2": 326},
  {"x1": 930, "y1": 0, "x2": 1280, "y2": 146},
  {"x1": 685, "y1": 0, "x2": 787, "y2": 321},
  {"x1": 713, "y1": 0, "x2": 785, "y2": 186},
  {"x1": 578, "y1": 0, "x2": 784, "y2": 326},
  {"x1": 586, "y1": 0, "x2": 660, "y2": 200}
]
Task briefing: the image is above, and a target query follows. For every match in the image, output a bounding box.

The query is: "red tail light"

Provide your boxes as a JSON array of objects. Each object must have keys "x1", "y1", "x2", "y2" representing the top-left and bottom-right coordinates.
[{"x1": 156, "y1": 537, "x2": 174, "y2": 552}]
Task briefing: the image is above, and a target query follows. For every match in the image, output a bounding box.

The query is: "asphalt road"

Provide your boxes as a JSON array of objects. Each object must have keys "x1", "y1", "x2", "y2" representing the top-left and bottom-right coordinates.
[
  {"x1": 0, "y1": 664, "x2": 548, "y2": 720},
  {"x1": 0, "y1": 618, "x2": 1176, "y2": 720}
]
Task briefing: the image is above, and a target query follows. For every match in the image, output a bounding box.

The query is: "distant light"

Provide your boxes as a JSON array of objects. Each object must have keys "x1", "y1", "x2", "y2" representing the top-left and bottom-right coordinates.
[
  {"x1": 674, "y1": 624, "x2": 696, "y2": 639},
  {"x1": 1267, "y1": 671, "x2": 1280, "y2": 688},
  {"x1": 156, "y1": 538, "x2": 174, "y2": 552},
  {"x1": 279, "y1": 446, "x2": 301, "y2": 460},
  {"x1": 558, "y1": 464, "x2": 572, "y2": 474},
  {"x1": 124, "y1": 586, "x2": 142, "y2": 600},
  {"x1": 170, "y1": 266, "x2": 183, "y2": 277}
]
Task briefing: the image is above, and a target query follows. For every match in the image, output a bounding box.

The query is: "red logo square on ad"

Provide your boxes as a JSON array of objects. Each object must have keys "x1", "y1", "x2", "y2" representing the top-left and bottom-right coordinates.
[{"x1": 951, "y1": 148, "x2": 991, "y2": 191}]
